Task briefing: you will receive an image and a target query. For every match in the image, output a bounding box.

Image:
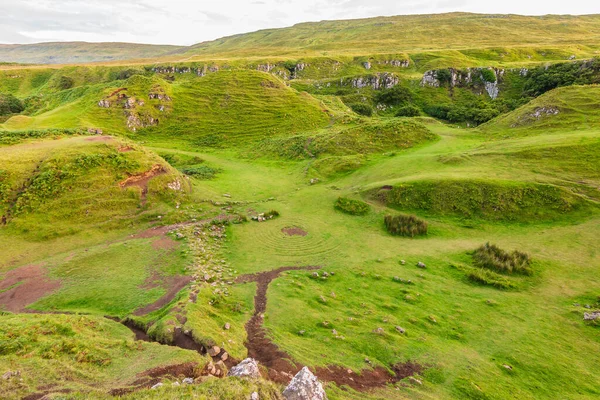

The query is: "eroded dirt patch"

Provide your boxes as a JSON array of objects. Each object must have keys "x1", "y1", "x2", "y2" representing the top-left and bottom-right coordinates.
[
  {"x1": 133, "y1": 275, "x2": 192, "y2": 316},
  {"x1": 0, "y1": 264, "x2": 61, "y2": 312},
  {"x1": 84, "y1": 135, "x2": 113, "y2": 142},
  {"x1": 109, "y1": 361, "x2": 200, "y2": 396},
  {"x1": 151, "y1": 236, "x2": 179, "y2": 250},
  {"x1": 281, "y1": 226, "x2": 308, "y2": 237},
  {"x1": 119, "y1": 164, "x2": 167, "y2": 205},
  {"x1": 236, "y1": 266, "x2": 424, "y2": 390}
]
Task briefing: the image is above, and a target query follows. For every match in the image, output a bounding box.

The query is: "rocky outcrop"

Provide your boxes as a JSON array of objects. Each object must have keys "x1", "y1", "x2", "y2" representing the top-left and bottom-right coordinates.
[
  {"x1": 378, "y1": 59, "x2": 410, "y2": 67},
  {"x1": 584, "y1": 311, "x2": 600, "y2": 321},
  {"x1": 282, "y1": 367, "x2": 327, "y2": 400},
  {"x1": 227, "y1": 358, "x2": 261, "y2": 379},
  {"x1": 345, "y1": 73, "x2": 399, "y2": 90},
  {"x1": 421, "y1": 67, "x2": 504, "y2": 99}
]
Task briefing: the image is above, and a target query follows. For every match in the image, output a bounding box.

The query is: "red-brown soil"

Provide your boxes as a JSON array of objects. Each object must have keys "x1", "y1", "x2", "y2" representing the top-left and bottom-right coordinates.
[
  {"x1": 84, "y1": 135, "x2": 113, "y2": 142},
  {"x1": 119, "y1": 164, "x2": 167, "y2": 205},
  {"x1": 151, "y1": 236, "x2": 178, "y2": 250},
  {"x1": 281, "y1": 226, "x2": 308, "y2": 237},
  {"x1": 109, "y1": 361, "x2": 200, "y2": 396},
  {"x1": 0, "y1": 264, "x2": 61, "y2": 312}
]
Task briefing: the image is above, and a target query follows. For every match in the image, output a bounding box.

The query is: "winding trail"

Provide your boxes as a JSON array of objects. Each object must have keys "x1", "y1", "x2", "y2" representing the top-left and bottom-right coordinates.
[{"x1": 236, "y1": 266, "x2": 423, "y2": 390}]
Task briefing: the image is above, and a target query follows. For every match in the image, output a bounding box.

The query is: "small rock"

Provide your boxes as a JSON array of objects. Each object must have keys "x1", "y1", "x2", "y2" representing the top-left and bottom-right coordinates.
[
  {"x1": 172, "y1": 381, "x2": 180, "y2": 386},
  {"x1": 408, "y1": 377, "x2": 422, "y2": 385},
  {"x1": 322, "y1": 272, "x2": 329, "y2": 277},
  {"x1": 223, "y1": 193, "x2": 231, "y2": 198},
  {"x1": 400, "y1": 260, "x2": 406, "y2": 265},
  {"x1": 584, "y1": 304, "x2": 592, "y2": 309},
  {"x1": 208, "y1": 345, "x2": 221, "y2": 357},
  {"x1": 332, "y1": 329, "x2": 338, "y2": 336},
  {"x1": 503, "y1": 364, "x2": 513, "y2": 370},
  {"x1": 220, "y1": 352, "x2": 229, "y2": 361},
  {"x1": 417, "y1": 262, "x2": 426, "y2": 269},
  {"x1": 311, "y1": 272, "x2": 319, "y2": 278},
  {"x1": 251, "y1": 392, "x2": 260, "y2": 400},
  {"x1": 283, "y1": 366, "x2": 328, "y2": 400},
  {"x1": 151, "y1": 382, "x2": 163, "y2": 390},
  {"x1": 182, "y1": 377, "x2": 194, "y2": 385},
  {"x1": 298, "y1": 330, "x2": 306, "y2": 336},
  {"x1": 395, "y1": 326, "x2": 406, "y2": 334},
  {"x1": 224, "y1": 323, "x2": 231, "y2": 330},
  {"x1": 373, "y1": 327, "x2": 384, "y2": 335},
  {"x1": 584, "y1": 311, "x2": 600, "y2": 321},
  {"x1": 228, "y1": 358, "x2": 261, "y2": 379},
  {"x1": 309, "y1": 178, "x2": 320, "y2": 185}
]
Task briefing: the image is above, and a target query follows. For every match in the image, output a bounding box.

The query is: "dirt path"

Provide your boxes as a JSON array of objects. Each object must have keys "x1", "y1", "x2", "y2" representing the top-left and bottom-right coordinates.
[
  {"x1": 133, "y1": 275, "x2": 192, "y2": 316},
  {"x1": 236, "y1": 266, "x2": 423, "y2": 390}
]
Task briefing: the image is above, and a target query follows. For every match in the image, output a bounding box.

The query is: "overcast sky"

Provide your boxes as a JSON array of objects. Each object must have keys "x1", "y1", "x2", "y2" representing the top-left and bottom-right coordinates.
[{"x1": 1, "y1": 0, "x2": 598, "y2": 46}]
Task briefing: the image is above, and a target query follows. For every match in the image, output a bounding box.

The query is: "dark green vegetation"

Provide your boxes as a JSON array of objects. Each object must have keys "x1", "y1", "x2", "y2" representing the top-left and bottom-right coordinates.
[
  {"x1": 1, "y1": 11, "x2": 600, "y2": 400},
  {"x1": 384, "y1": 214, "x2": 428, "y2": 237},
  {"x1": 472, "y1": 243, "x2": 532, "y2": 275},
  {"x1": 334, "y1": 197, "x2": 370, "y2": 215}
]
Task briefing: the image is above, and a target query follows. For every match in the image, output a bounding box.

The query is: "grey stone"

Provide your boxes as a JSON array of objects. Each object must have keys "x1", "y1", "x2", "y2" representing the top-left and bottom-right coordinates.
[
  {"x1": 151, "y1": 382, "x2": 163, "y2": 390},
  {"x1": 228, "y1": 358, "x2": 261, "y2": 379},
  {"x1": 283, "y1": 366, "x2": 327, "y2": 400}
]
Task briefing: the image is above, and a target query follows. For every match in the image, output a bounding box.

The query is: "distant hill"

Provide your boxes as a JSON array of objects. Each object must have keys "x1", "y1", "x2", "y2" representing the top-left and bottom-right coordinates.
[
  {"x1": 0, "y1": 42, "x2": 186, "y2": 64},
  {"x1": 186, "y1": 12, "x2": 600, "y2": 58}
]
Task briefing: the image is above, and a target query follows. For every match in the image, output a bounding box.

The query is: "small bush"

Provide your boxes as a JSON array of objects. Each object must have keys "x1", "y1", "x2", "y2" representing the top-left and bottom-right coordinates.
[
  {"x1": 350, "y1": 103, "x2": 373, "y2": 116},
  {"x1": 264, "y1": 210, "x2": 280, "y2": 218},
  {"x1": 396, "y1": 105, "x2": 421, "y2": 117},
  {"x1": 435, "y1": 69, "x2": 453, "y2": 85},
  {"x1": 56, "y1": 75, "x2": 75, "y2": 90},
  {"x1": 375, "y1": 85, "x2": 412, "y2": 106},
  {"x1": 480, "y1": 68, "x2": 497, "y2": 83},
  {"x1": 0, "y1": 93, "x2": 24, "y2": 115},
  {"x1": 180, "y1": 165, "x2": 220, "y2": 180},
  {"x1": 335, "y1": 197, "x2": 370, "y2": 215},
  {"x1": 384, "y1": 214, "x2": 428, "y2": 237},
  {"x1": 472, "y1": 243, "x2": 532, "y2": 275}
]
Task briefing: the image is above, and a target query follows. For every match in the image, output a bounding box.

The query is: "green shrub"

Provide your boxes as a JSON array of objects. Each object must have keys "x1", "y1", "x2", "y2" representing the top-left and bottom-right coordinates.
[
  {"x1": 0, "y1": 93, "x2": 24, "y2": 115},
  {"x1": 350, "y1": 103, "x2": 373, "y2": 116},
  {"x1": 472, "y1": 243, "x2": 532, "y2": 275},
  {"x1": 435, "y1": 69, "x2": 453, "y2": 85},
  {"x1": 56, "y1": 75, "x2": 75, "y2": 90},
  {"x1": 334, "y1": 197, "x2": 370, "y2": 215},
  {"x1": 264, "y1": 210, "x2": 280, "y2": 218},
  {"x1": 396, "y1": 105, "x2": 421, "y2": 117},
  {"x1": 375, "y1": 85, "x2": 412, "y2": 106},
  {"x1": 384, "y1": 214, "x2": 428, "y2": 237},
  {"x1": 480, "y1": 69, "x2": 497, "y2": 83},
  {"x1": 180, "y1": 165, "x2": 220, "y2": 180}
]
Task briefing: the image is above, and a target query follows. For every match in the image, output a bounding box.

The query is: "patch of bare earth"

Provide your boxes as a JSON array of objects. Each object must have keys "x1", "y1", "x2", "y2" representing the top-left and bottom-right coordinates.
[
  {"x1": 0, "y1": 264, "x2": 61, "y2": 312},
  {"x1": 133, "y1": 275, "x2": 192, "y2": 316},
  {"x1": 236, "y1": 266, "x2": 424, "y2": 391},
  {"x1": 119, "y1": 164, "x2": 167, "y2": 205},
  {"x1": 84, "y1": 135, "x2": 113, "y2": 142},
  {"x1": 281, "y1": 226, "x2": 308, "y2": 237},
  {"x1": 109, "y1": 362, "x2": 201, "y2": 396}
]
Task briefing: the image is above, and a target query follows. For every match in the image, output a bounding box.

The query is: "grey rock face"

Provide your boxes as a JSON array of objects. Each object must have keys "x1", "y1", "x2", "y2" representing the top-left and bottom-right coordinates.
[
  {"x1": 227, "y1": 358, "x2": 262, "y2": 379},
  {"x1": 584, "y1": 311, "x2": 600, "y2": 321},
  {"x1": 283, "y1": 367, "x2": 328, "y2": 400}
]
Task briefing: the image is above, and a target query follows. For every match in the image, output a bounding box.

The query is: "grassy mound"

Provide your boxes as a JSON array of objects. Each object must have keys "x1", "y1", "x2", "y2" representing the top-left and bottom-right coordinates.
[
  {"x1": 0, "y1": 313, "x2": 203, "y2": 399},
  {"x1": 254, "y1": 118, "x2": 436, "y2": 159},
  {"x1": 384, "y1": 214, "x2": 428, "y2": 237},
  {"x1": 483, "y1": 85, "x2": 600, "y2": 135},
  {"x1": 370, "y1": 179, "x2": 594, "y2": 222},
  {"x1": 144, "y1": 70, "x2": 329, "y2": 146},
  {"x1": 334, "y1": 197, "x2": 370, "y2": 215},
  {"x1": 0, "y1": 135, "x2": 188, "y2": 239}
]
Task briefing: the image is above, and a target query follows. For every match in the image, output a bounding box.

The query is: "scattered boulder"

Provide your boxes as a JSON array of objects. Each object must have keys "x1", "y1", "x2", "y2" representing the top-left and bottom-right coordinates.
[
  {"x1": 208, "y1": 346, "x2": 221, "y2": 357},
  {"x1": 220, "y1": 351, "x2": 229, "y2": 361},
  {"x1": 151, "y1": 382, "x2": 164, "y2": 390},
  {"x1": 417, "y1": 262, "x2": 426, "y2": 269},
  {"x1": 584, "y1": 311, "x2": 600, "y2": 321},
  {"x1": 395, "y1": 326, "x2": 406, "y2": 334},
  {"x1": 251, "y1": 392, "x2": 260, "y2": 400},
  {"x1": 408, "y1": 376, "x2": 423, "y2": 385},
  {"x1": 224, "y1": 322, "x2": 231, "y2": 330},
  {"x1": 182, "y1": 377, "x2": 194, "y2": 385},
  {"x1": 228, "y1": 358, "x2": 262, "y2": 379},
  {"x1": 2, "y1": 371, "x2": 19, "y2": 380},
  {"x1": 283, "y1": 366, "x2": 328, "y2": 400},
  {"x1": 373, "y1": 327, "x2": 385, "y2": 335}
]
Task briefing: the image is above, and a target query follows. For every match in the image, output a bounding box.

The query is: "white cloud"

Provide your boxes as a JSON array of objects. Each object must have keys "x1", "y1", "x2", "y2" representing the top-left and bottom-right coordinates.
[{"x1": 0, "y1": 0, "x2": 598, "y2": 45}]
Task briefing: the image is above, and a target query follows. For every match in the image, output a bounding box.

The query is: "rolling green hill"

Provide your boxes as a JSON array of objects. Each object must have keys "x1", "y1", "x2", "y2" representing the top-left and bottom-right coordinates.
[{"x1": 0, "y1": 11, "x2": 599, "y2": 400}]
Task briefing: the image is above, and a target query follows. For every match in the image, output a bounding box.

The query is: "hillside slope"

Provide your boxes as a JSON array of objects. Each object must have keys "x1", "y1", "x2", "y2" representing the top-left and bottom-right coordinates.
[{"x1": 187, "y1": 12, "x2": 600, "y2": 58}]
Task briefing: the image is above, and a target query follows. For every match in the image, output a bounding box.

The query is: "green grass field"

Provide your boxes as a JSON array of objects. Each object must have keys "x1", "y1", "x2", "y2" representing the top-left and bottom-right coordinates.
[{"x1": 0, "y1": 12, "x2": 599, "y2": 400}]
